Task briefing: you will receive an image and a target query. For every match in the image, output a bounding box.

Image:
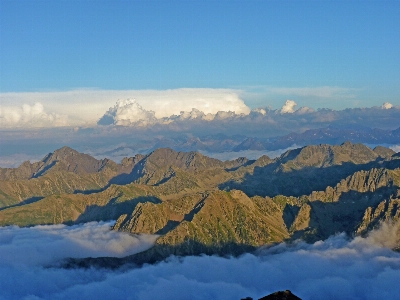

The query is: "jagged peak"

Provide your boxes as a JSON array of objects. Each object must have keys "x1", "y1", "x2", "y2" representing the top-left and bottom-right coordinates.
[
  {"x1": 253, "y1": 155, "x2": 272, "y2": 167},
  {"x1": 340, "y1": 140, "x2": 353, "y2": 146},
  {"x1": 50, "y1": 146, "x2": 85, "y2": 159},
  {"x1": 31, "y1": 146, "x2": 119, "y2": 177}
]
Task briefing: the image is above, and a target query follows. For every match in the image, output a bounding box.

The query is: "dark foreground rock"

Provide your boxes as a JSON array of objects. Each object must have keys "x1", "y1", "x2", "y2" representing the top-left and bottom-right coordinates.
[{"x1": 241, "y1": 290, "x2": 301, "y2": 300}]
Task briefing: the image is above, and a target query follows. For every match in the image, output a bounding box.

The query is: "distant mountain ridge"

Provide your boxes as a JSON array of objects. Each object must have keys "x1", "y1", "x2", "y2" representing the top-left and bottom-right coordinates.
[
  {"x1": 233, "y1": 126, "x2": 400, "y2": 152},
  {"x1": 90, "y1": 126, "x2": 400, "y2": 160}
]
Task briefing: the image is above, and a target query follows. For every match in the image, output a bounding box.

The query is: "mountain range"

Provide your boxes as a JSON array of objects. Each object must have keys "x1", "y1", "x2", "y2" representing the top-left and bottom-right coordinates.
[
  {"x1": 95, "y1": 126, "x2": 400, "y2": 157},
  {"x1": 0, "y1": 142, "x2": 399, "y2": 268}
]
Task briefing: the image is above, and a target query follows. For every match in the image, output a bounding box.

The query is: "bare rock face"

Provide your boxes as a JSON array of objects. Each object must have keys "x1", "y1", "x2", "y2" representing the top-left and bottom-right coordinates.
[
  {"x1": 114, "y1": 189, "x2": 289, "y2": 259},
  {"x1": 356, "y1": 198, "x2": 400, "y2": 235},
  {"x1": 309, "y1": 168, "x2": 396, "y2": 203},
  {"x1": 373, "y1": 146, "x2": 396, "y2": 158}
]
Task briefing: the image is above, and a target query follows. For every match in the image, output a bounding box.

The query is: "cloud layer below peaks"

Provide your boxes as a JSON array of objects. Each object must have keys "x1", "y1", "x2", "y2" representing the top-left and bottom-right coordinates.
[{"x1": 0, "y1": 221, "x2": 400, "y2": 300}]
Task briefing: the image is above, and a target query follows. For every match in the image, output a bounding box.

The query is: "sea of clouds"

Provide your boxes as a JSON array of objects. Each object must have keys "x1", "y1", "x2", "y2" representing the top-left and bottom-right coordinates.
[{"x1": 0, "y1": 221, "x2": 400, "y2": 299}]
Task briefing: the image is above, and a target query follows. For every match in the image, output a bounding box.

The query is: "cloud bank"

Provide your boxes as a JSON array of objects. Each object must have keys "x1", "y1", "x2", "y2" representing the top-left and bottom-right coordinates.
[
  {"x1": 0, "y1": 221, "x2": 400, "y2": 299},
  {"x1": 0, "y1": 88, "x2": 250, "y2": 127},
  {"x1": 97, "y1": 97, "x2": 400, "y2": 130},
  {"x1": 1, "y1": 88, "x2": 398, "y2": 131},
  {"x1": 0, "y1": 222, "x2": 158, "y2": 267},
  {"x1": 0, "y1": 103, "x2": 68, "y2": 128}
]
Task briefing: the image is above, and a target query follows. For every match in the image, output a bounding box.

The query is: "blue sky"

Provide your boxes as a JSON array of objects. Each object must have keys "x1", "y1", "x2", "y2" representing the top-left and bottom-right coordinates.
[{"x1": 1, "y1": 0, "x2": 399, "y2": 109}]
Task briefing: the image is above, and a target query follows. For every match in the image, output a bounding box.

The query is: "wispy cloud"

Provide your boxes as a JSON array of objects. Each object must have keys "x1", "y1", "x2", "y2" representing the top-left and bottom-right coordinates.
[
  {"x1": 239, "y1": 85, "x2": 361, "y2": 110},
  {"x1": 267, "y1": 86, "x2": 358, "y2": 98}
]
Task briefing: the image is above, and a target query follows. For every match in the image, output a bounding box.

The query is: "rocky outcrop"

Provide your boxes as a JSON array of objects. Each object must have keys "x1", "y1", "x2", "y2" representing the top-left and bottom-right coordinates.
[
  {"x1": 356, "y1": 196, "x2": 400, "y2": 235},
  {"x1": 114, "y1": 190, "x2": 289, "y2": 259},
  {"x1": 309, "y1": 168, "x2": 397, "y2": 202}
]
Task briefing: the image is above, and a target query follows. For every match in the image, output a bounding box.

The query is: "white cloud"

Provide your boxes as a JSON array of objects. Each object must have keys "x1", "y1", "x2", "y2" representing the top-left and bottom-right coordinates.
[
  {"x1": 175, "y1": 108, "x2": 206, "y2": 120},
  {"x1": 280, "y1": 100, "x2": 297, "y2": 114},
  {"x1": 133, "y1": 88, "x2": 251, "y2": 118},
  {"x1": 0, "y1": 102, "x2": 68, "y2": 128},
  {"x1": 0, "y1": 222, "x2": 157, "y2": 267},
  {"x1": 382, "y1": 102, "x2": 393, "y2": 109},
  {"x1": 359, "y1": 220, "x2": 400, "y2": 249},
  {"x1": 389, "y1": 145, "x2": 400, "y2": 153},
  {"x1": 99, "y1": 99, "x2": 157, "y2": 126},
  {"x1": 253, "y1": 108, "x2": 267, "y2": 115},
  {"x1": 0, "y1": 221, "x2": 399, "y2": 299},
  {"x1": 295, "y1": 106, "x2": 315, "y2": 114},
  {"x1": 98, "y1": 94, "x2": 251, "y2": 126},
  {"x1": 214, "y1": 110, "x2": 237, "y2": 120},
  {"x1": 0, "y1": 88, "x2": 250, "y2": 127}
]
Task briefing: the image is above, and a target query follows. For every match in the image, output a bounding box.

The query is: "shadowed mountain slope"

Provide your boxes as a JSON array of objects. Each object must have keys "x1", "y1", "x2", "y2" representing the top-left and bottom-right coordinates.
[
  {"x1": 62, "y1": 164, "x2": 400, "y2": 269},
  {"x1": 221, "y1": 142, "x2": 400, "y2": 197},
  {"x1": 0, "y1": 183, "x2": 159, "y2": 227}
]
